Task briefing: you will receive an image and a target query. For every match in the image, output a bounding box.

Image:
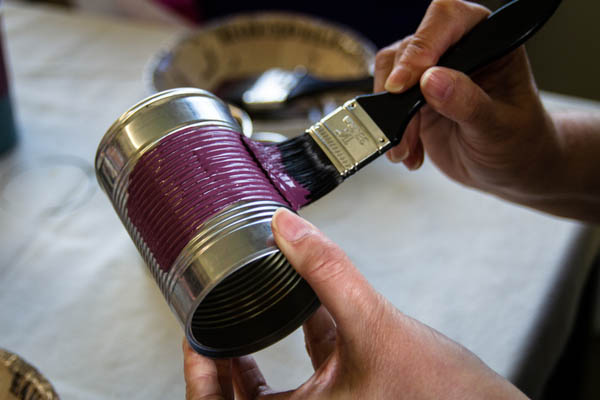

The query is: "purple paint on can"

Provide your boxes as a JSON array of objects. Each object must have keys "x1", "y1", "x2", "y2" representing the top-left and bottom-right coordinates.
[
  {"x1": 126, "y1": 126, "x2": 288, "y2": 272},
  {"x1": 243, "y1": 136, "x2": 311, "y2": 210}
]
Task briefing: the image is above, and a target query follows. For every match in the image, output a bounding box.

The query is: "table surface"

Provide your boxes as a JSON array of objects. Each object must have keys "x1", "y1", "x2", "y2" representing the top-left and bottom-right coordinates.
[{"x1": 1, "y1": 3, "x2": 599, "y2": 399}]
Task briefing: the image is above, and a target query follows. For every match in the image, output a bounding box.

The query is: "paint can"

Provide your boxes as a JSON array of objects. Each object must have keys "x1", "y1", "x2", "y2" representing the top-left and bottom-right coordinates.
[
  {"x1": 0, "y1": 9, "x2": 17, "y2": 156},
  {"x1": 95, "y1": 88, "x2": 319, "y2": 357}
]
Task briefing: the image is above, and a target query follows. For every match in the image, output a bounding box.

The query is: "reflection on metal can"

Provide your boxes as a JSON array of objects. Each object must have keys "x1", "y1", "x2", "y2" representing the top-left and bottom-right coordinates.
[
  {"x1": 0, "y1": 13, "x2": 17, "y2": 156},
  {"x1": 95, "y1": 88, "x2": 319, "y2": 358}
]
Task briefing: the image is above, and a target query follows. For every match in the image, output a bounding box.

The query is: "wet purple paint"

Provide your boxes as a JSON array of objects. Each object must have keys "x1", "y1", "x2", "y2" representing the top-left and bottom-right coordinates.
[
  {"x1": 127, "y1": 126, "x2": 288, "y2": 271},
  {"x1": 243, "y1": 137, "x2": 311, "y2": 210}
]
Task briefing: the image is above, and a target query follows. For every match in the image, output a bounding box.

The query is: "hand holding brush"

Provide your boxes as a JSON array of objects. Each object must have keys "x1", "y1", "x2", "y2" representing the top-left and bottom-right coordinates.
[
  {"x1": 184, "y1": 0, "x2": 600, "y2": 397},
  {"x1": 248, "y1": 0, "x2": 565, "y2": 212},
  {"x1": 375, "y1": 0, "x2": 600, "y2": 222}
]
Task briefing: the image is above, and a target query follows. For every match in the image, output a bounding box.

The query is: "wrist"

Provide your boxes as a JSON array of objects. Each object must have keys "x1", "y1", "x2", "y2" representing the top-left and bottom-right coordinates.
[
  {"x1": 550, "y1": 110, "x2": 600, "y2": 197},
  {"x1": 482, "y1": 107, "x2": 564, "y2": 204},
  {"x1": 492, "y1": 109, "x2": 600, "y2": 222}
]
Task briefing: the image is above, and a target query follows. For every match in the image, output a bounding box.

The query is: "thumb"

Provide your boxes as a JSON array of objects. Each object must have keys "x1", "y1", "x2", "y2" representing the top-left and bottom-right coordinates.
[
  {"x1": 271, "y1": 208, "x2": 383, "y2": 334},
  {"x1": 420, "y1": 66, "x2": 496, "y2": 135}
]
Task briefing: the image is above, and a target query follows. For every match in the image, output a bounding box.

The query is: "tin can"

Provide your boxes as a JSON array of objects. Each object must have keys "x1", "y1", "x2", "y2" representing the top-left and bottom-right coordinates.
[
  {"x1": 95, "y1": 88, "x2": 319, "y2": 357},
  {"x1": 0, "y1": 9, "x2": 17, "y2": 156}
]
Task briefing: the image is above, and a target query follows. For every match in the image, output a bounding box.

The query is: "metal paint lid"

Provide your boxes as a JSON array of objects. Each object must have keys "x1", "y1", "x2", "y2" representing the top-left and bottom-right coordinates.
[
  {"x1": 0, "y1": 349, "x2": 59, "y2": 400},
  {"x1": 147, "y1": 12, "x2": 375, "y2": 94}
]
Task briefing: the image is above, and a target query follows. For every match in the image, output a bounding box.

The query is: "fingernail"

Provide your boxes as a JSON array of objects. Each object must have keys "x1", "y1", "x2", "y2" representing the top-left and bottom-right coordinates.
[
  {"x1": 422, "y1": 68, "x2": 453, "y2": 101},
  {"x1": 405, "y1": 148, "x2": 425, "y2": 171},
  {"x1": 385, "y1": 65, "x2": 412, "y2": 92},
  {"x1": 272, "y1": 208, "x2": 312, "y2": 242},
  {"x1": 407, "y1": 155, "x2": 424, "y2": 171},
  {"x1": 387, "y1": 145, "x2": 410, "y2": 163}
]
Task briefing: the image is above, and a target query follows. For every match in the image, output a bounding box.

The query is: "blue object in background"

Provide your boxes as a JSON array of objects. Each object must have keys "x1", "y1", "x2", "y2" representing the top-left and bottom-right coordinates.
[{"x1": 0, "y1": 17, "x2": 17, "y2": 156}]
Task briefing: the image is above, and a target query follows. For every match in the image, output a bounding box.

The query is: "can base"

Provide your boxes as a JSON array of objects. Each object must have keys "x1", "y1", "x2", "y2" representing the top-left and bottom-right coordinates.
[{"x1": 171, "y1": 201, "x2": 321, "y2": 358}]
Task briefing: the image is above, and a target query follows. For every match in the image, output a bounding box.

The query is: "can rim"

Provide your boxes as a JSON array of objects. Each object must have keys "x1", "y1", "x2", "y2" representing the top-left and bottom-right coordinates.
[
  {"x1": 94, "y1": 88, "x2": 243, "y2": 201},
  {"x1": 95, "y1": 87, "x2": 218, "y2": 173}
]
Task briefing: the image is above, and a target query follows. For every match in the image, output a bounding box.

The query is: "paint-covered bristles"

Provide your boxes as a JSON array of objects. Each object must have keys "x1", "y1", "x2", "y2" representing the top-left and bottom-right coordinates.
[
  {"x1": 244, "y1": 132, "x2": 342, "y2": 210},
  {"x1": 276, "y1": 134, "x2": 342, "y2": 203}
]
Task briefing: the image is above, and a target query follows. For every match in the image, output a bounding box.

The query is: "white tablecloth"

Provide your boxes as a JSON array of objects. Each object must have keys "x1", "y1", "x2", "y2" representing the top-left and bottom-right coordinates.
[{"x1": 0, "y1": 3, "x2": 598, "y2": 399}]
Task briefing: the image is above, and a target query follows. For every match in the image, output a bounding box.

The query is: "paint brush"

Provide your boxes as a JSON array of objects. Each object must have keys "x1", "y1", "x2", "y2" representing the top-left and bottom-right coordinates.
[
  {"x1": 215, "y1": 67, "x2": 374, "y2": 113},
  {"x1": 247, "y1": 0, "x2": 563, "y2": 209}
]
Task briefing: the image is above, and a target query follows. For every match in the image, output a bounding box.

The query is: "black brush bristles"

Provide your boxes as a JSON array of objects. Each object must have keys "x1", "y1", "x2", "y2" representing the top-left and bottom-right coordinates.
[{"x1": 276, "y1": 133, "x2": 343, "y2": 205}]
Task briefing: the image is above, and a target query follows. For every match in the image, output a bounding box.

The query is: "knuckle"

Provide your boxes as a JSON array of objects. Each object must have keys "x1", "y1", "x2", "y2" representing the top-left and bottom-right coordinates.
[
  {"x1": 428, "y1": 0, "x2": 490, "y2": 40},
  {"x1": 431, "y1": 0, "x2": 486, "y2": 18},
  {"x1": 402, "y1": 35, "x2": 437, "y2": 66},
  {"x1": 374, "y1": 53, "x2": 392, "y2": 73},
  {"x1": 463, "y1": 0, "x2": 492, "y2": 18},
  {"x1": 374, "y1": 45, "x2": 399, "y2": 71},
  {"x1": 429, "y1": 0, "x2": 457, "y2": 20},
  {"x1": 431, "y1": 0, "x2": 491, "y2": 26},
  {"x1": 374, "y1": 49, "x2": 391, "y2": 62},
  {"x1": 376, "y1": 45, "x2": 395, "y2": 60},
  {"x1": 379, "y1": 39, "x2": 403, "y2": 55}
]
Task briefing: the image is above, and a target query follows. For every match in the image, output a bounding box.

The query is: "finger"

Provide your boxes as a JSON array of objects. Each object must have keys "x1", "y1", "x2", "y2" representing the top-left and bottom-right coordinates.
[
  {"x1": 302, "y1": 306, "x2": 336, "y2": 370},
  {"x1": 386, "y1": 110, "x2": 421, "y2": 164},
  {"x1": 420, "y1": 66, "x2": 495, "y2": 137},
  {"x1": 385, "y1": 0, "x2": 490, "y2": 92},
  {"x1": 215, "y1": 359, "x2": 234, "y2": 400},
  {"x1": 231, "y1": 356, "x2": 273, "y2": 400},
  {"x1": 183, "y1": 339, "x2": 228, "y2": 400},
  {"x1": 403, "y1": 137, "x2": 425, "y2": 171},
  {"x1": 271, "y1": 209, "x2": 384, "y2": 336},
  {"x1": 374, "y1": 41, "x2": 401, "y2": 92},
  {"x1": 257, "y1": 392, "x2": 295, "y2": 400}
]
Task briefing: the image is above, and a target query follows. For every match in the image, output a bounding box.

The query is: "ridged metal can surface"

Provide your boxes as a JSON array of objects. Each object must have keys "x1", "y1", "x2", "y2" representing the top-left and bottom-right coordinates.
[{"x1": 95, "y1": 88, "x2": 319, "y2": 357}]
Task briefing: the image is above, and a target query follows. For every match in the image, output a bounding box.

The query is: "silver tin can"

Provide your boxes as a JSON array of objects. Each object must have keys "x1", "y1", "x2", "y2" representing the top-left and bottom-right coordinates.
[{"x1": 95, "y1": 88, "x2": 319, "y2": 357}]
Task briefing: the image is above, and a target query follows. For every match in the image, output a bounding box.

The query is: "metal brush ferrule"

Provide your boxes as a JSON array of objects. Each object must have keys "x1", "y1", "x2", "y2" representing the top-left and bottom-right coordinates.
[{"x1": 306, "y1": 99, "x2": 390, "y2": 177}]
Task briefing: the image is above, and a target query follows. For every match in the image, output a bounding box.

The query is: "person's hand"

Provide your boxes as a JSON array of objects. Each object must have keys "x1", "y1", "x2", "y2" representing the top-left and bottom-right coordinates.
[
  {"x1": 374, "y1": 0, "x2": 562, "y2": 206},
  {"x1": 184, "y1": 208, "x2": 527, "y2": 399}
]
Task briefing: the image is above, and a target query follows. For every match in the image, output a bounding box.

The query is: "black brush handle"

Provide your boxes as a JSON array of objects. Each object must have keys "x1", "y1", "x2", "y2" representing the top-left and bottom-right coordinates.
[{"x1": 355, "y1": 0, "x2": 563, "y2": 146}]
